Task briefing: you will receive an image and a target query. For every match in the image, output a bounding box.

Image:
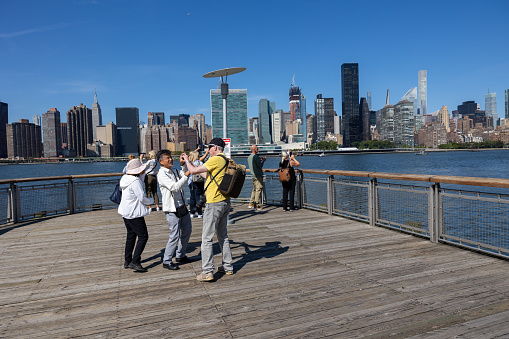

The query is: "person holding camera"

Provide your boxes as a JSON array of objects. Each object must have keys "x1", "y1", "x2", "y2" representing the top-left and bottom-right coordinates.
[
  {"x1": 187, "y1": 147, "x2": 209, "y2": 218},
  {"x1": 141, "y1": 150, "x2": 160, "y2": 211},
  {"x1": 279, "y1": 151, "x2": 300, "y2": 212},
  {"x1": 157, "y1": 150, "x2": 193, "y2": 271},
  {"x1": 182, "y1": 138, "x2": 233, "y2": 282},
  {"x1": 247, "y1": 145, "x2": 266, "y2": 211}
]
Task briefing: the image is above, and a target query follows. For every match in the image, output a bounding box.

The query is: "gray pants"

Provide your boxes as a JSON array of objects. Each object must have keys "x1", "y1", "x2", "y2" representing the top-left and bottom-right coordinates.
[
  {"x1": 201, "y1": 199, "x2": 233, "y2": 273},
  {"x1": 163, "y1": 212, "x2": 192, "y2": 265}
]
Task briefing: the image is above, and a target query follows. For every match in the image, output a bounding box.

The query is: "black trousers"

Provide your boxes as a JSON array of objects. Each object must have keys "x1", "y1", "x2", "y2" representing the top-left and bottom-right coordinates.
[
  {"x1": 123, "y1": 217, "x2": 149, "y2": 265},
  {"x1": 282, "y1": 179, "x2": 296, "y2": 210}
]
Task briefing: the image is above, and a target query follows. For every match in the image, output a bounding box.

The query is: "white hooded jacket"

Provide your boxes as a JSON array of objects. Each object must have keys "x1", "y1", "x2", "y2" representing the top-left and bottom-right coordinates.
[{"x1": 117, "y1": 174, "x2": 154, "y2": 219}]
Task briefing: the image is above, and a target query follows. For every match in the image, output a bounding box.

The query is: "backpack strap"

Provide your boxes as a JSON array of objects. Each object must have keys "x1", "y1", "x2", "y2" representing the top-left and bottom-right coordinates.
[{"x1": 204, "y1": 155, "x2": 228, "y2": 192}]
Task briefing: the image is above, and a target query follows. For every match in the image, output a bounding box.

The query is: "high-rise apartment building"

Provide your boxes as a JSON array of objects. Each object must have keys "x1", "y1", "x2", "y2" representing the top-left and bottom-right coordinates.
[
  {"x1": 402, "y1": 87, "x2": 418, "y2": 117},
  {"x1": 67, "y1": 104, "x2": 93, "y2": 157},
  {"x1": 360, "y1": 97, "x2": 370, "y2": 141},
  {"x1": 258, "y1": 99, "x2": 275, "y2": 144},
  {"x1": 438, "y1": 105, "x2": 450, "y2": 132},
  {"x1": 418, "y1": 70, "x2": 427, "y2": 116},
  {"x1": 147, "y1": 112, "x2": 165, "y2": 126},
  {"x1": 307, "y1": 114, "x2": 317, "y2": 144},
  {"x1": 210, "y1": 89, "x2": 248, "y2": 145},
  {"x1": 485, "y1": 93, "x2": 497, "y2": 128},
  {"x1": 393, "y1": 100, "x2": 414, "y2": 147},
  {"x1": 367, "y1": 92, "x2": 372, "y2": 110},
  {"x1": 116, "y1": 107, "x2": 140, "y2": 156},
  {"x1": 60, "y1": 123, "x2": 68, "y2": 149},
  {"x1": 341, "y1": 63, "x2": 360, "y2": 146},
  {"x1": 314, "y1": 94, "x2": 335, "y2": 142},
  {"x1": 96, "y1": 122, "x2": 116, "y2": 145},
  {"x1": 272, "y1": 110, "x2": 282, "y2": 143},
  {"x1": 91, "y1": 90, "x2": 102, "y2": 141},
  {"x1": 0, "y1": 101, "x2": 7, "y2": 158},
  {"x1": 6, "y1": 119, "x2": 42, "y2": 158},
  {"x1": 380, "y1": 105, "x2": 395, "y2": 143},
  {"x1": 42, "y1": 108, "x2": 62, "y2": 157}
]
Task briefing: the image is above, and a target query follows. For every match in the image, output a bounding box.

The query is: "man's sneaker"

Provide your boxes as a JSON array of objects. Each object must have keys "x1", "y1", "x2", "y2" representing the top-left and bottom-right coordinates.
[
  {"x1": 175, "y1": 256, "x2": 193, "y2": 264},
  {"x1": 248, "y1": 204, "x2": 254, "y2": 209},
  {"x1": 197, "y1": 214, "x2": 203, "y2": 219},
  {"x1": 217, "y1": 266, "x2": 234, "y2": 275},
  {"x1": 190, "y1": 213, "x2": 197, "y2": 218},
  {"x1": 196, "y1": 272, "x2": 214, "y2": 282}
]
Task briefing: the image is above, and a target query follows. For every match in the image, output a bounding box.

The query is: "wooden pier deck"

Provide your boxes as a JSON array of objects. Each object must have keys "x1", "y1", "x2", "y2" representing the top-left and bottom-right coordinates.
[{"x1": 1, "y1": 204, "x2": 509, "y2": 338}]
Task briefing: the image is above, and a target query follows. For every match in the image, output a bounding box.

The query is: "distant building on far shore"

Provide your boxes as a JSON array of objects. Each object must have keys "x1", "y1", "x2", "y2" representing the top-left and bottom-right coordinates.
[{"x1": 42, "y1": 108, "x2": 62, "y2": 158}]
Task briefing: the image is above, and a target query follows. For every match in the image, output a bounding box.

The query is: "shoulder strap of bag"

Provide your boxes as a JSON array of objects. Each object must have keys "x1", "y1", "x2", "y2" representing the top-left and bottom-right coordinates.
[
  {"x1": 165, "y1": 169, "x2": 185, "y2": 201},
  {"x1": 204, "y1": 155, "x2": 229, "y2": 192}
]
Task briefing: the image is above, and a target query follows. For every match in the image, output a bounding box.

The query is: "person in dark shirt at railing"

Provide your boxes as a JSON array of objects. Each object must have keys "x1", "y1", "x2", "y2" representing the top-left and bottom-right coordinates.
[{"x1": 279, "y1": 151, "x2": 300, "y2": 212}]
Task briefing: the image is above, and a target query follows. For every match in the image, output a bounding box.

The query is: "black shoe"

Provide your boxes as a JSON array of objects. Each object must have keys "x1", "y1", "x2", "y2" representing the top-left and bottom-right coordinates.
[
  {"x1": 175, "y1": 256, "x2": 193, "y2": 264},
  {"x1": 124, "y1": 260, "x2": 131, "y2": 269},
  {"x1": 163, "y1": 263, "x2": 180, "y2": 270},
  {"x1": 128, "y1": 262, "x2": 147, "y2": 272}
]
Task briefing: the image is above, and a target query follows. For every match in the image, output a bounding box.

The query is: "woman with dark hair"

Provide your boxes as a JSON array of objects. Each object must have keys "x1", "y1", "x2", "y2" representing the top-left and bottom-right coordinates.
[
  {"x1": 118, "y1": 159, "x2": 154, "y2": 272},
  {"x1": 279, "y1": 151, "x2": 300, "y2": 212}
]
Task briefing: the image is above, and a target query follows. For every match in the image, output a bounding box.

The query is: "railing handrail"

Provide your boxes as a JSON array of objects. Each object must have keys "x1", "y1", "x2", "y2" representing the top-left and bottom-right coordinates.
[{"x1": 2, "y1": 169, "x2": 509, "y2": 189}]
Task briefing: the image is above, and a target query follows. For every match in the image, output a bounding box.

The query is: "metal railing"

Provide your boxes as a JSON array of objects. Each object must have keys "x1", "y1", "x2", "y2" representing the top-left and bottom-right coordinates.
[{"x1": 2, "y1": 169, "x2": 509, "y2": 259}]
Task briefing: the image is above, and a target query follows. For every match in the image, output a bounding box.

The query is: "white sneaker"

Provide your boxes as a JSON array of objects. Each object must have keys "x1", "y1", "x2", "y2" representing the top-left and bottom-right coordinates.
[
  {"x1": 190, "y1": 213, "x2": 197, "y2": 218},
  {"x1": 156, "y1": 207, "x2": 160, "y2": 211},
  {"x1": 197, "y1": 214, "x2": 203, "y2": 219}
]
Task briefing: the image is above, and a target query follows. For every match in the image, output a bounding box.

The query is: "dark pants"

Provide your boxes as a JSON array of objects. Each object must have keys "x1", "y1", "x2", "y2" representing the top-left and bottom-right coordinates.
[
  {"x1": 144, "y1": 174, "x2": 159, "y2": 205},
  {"x1": 123, "y1": 217, "x2": 149, "y2": 265},
  {"x1": 282, "y1": 179, "x2": 296, "y2": 210},
  {"x1": 189, "y1": 181, "x2": 205, "y2": 215}
]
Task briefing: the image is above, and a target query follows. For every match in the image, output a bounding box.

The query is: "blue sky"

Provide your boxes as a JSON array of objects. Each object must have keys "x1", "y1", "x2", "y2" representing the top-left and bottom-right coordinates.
[{"x1": 1, "y1": 0, "x2": 508, "y2": 126}]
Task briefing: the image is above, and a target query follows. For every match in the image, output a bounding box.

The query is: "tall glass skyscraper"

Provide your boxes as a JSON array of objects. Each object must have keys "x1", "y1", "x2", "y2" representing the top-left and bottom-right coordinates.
[
  {"x1": 258, "y1": 99, "x2": 275, "y2": 144},
  {"x1": 210, "y1": 89, "x2": 248, "y2": 145},
  {"x1": 418, "y1": 70, "x2": 427, "y2": 116},
  {"x1": 402, "y1": 87, "x2": 418, "y2": 117},
  {"x1": 341, "y1": 63, "x2": 360, "y2": 146},
  {"x1": 485, "y1": 92, "x2": 497, "y2": 128},
  {"x1": 116, "y1": 107, "x2": 139, "y2": 156},
  {"x1": 315, "y1": 94, "x2": 335, "y2": 142},
  {"x1": 505, "y1": 89, "x2": 509, "y2": 119}
]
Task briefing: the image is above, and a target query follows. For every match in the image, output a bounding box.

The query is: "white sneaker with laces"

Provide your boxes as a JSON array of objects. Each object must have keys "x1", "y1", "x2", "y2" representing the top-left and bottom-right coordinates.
[
  {"x1": 197, "y1": 214, "x2": 203, "y2": 219},
  {"x1": 190, "y1": 213, "x2": 197, "y2": 218}
]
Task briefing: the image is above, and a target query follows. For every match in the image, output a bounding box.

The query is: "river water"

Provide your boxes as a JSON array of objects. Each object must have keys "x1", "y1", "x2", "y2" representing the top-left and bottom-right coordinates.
[{"x1": 1, "y1": 149, "x2": 508, "y2": 180}]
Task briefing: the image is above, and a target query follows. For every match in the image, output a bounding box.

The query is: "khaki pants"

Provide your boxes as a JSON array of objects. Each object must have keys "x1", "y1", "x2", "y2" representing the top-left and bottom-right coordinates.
[{"x1": 250, "y1": 177, "x2": 264, "y2": 207}]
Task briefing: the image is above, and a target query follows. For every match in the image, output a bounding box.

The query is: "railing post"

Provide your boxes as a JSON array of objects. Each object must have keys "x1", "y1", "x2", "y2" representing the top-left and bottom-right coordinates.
[
  {"x1": 296, "y1": 170, "x2": 303, "y2": 209},
  {"x1": 429, "y1": 183, "x2": 440, "y2": 243},
  {"x1": 261, "y1": 175, "x2": 266, "y2": 205},
  {"x1": 327, "y1": 175, "x2": 334, "y2": 215},
  {"x1": 9, "y1": 183, "x2": 20, "y2": 224},
  {"x1": 368, "y1": 178, "x2": 377, "y2": 226},
  {"x1": 68, "y1": 178, "x2": 76, "y2": 214}
]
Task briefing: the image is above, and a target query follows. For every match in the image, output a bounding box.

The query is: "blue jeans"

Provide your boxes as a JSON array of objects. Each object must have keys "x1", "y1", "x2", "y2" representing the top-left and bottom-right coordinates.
[{"x1": 188, "y1": 182, "x2": 205, "y2": 215}]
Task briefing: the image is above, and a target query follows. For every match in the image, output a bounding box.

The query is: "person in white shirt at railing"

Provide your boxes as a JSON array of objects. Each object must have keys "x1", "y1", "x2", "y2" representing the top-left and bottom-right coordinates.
[
  {"x1": 141, "y1": 150, "x2": 160, "y2": 211},
  {"x1": 118, "y1": 159, "x2": 154, "y2": 273},
  {"x1": 157, "y1": 150, "x2": 194, "y2": 271}
]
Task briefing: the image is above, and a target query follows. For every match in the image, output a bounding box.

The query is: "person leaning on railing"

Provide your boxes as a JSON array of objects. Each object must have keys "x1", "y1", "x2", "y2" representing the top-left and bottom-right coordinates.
[
  {"x1": 118, "y1": 159, "x2": 154, "y2": 273},
  {"x1": 279, "y1": 151, "x2": 300, "y2": 212}
]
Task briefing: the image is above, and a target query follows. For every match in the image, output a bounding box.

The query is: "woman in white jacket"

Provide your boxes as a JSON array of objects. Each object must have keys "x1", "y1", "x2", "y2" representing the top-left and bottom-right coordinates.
[
  {"x1": 118, "y1": 159, "x2": 154, "y2": 272},
  {"x1": 156, "y1": 150, "x2": 193, "y2": 271}
]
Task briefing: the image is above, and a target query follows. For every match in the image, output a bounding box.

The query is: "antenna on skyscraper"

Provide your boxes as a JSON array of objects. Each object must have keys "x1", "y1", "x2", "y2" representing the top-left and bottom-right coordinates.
[
  {"x1": 292, "y1": 74, "x2": 295, "y2": 87},
  {"x1": 386, "y1": 89, "x2": 390, "y2": 106}
]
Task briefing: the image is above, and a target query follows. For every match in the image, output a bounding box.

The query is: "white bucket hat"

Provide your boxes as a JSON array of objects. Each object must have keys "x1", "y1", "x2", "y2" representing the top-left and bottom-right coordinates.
[{"x1": 126, "y1": 159, "x2": 146, "y2": 175}]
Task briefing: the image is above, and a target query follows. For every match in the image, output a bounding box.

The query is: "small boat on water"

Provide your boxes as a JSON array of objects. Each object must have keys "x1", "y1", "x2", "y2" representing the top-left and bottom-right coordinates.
[
  {"x1": 415, "y1": 150, "x2": 429, "y2": 155},
  {"x1": 318, "y1": 152, "x2": 326, "y2": 157}
]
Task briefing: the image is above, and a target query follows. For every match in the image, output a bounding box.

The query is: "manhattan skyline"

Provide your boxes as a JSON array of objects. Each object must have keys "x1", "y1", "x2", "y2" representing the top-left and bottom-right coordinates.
[{"x1": 1, "y1": 0, "x2": 508, "y2": 126}]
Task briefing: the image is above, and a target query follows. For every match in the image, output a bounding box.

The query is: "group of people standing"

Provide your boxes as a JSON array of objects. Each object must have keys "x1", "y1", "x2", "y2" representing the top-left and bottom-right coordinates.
[{"x1": 117, "y1": 138, "x2": 234, "y2": 282}]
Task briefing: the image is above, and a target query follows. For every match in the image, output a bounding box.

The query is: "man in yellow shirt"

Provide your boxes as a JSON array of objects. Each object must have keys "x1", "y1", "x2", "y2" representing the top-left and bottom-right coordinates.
[{"x1": 181, "y1": 138, "x2": 233, "y2": 282}]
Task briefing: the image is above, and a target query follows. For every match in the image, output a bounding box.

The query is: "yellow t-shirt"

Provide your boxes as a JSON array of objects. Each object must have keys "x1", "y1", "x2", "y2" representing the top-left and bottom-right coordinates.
[{"x1": 204, "y1": 153, "x2": 229, "y2": 203}]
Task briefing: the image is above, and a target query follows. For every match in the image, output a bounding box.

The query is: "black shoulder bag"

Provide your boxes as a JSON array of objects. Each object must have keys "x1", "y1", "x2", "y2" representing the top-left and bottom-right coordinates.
[{"x1": 166, "y1": 169, "x2": 189, "y2": 218}]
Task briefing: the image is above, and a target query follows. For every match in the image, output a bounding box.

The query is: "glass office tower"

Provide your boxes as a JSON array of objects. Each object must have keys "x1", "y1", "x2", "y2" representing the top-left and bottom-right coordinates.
[
  {"x1": 211, "y1": 89, "x2": 248, "y2": 145},
  {"x1": 0, "y1": 101, "x2": 7, "y2": 158},
  {"x1": 116, "y1": 107, "x2": 139, "y2": 156},
  {"x1": 505, "y1": 89, "x2": 509, "y2": 119},
  {"x1": 418, "y1": 70, "x2": 427, "y2": 116},
  {"x1": 258, "y1": 99, "x2": 275, "y2": 144},
  {"x1": 341, "y1": 63, "x2": 360, "y2": 146}
]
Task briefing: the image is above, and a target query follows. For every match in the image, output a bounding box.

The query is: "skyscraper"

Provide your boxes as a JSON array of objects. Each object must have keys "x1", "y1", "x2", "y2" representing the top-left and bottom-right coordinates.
[
  {"x1": 91, "y1": 90, "x2": 102, "y2": 141},
  {"x1": 315, "y1": 94, "x2": 335, "y2": 142},
  {"x1": 67, "y1": 104, "x2": 93, "y2": 157},
  {"x1": 380, "y1": 105, "x2": 395, "y2": 143},
  {"x1": 418, "y1": 70, "x2": 427, "y2": 116},
  {"x1": 32, "y1": 115, "x2": 41, "y2": 126},
  {"x1": 258, "y1": 99, "x2": 275, "y2": 144},
  {"x1": 189, "y1": 114, "x2": 206, "y2": 144},
  {"x1": 42, "y1": 108, "x2": 62, "y2": 157},
  {"x1": 341, "y1": 63, "x2": 360, "y2": 146},
  {"x1": 394, "y1": 100, "x2": 414, "y2": 147},
  {"x1": 402, "y1": 87, "x2": 418, "y2": 117},
  {"x1": 116, "y1": 107, "x2": 139, "y2": 156},
  {"x1": 288, "y1": 80, "x2": 306, "y2": 143},
  {"x1": 210, "y1": 88, "x2": 248, "y2": 145},
  {"x1": 360, "y1": 97, "x2": 370, "y2": 141},
  {"x1": 367, "y1": 92, "x2": 372, "y2": 110},
  {"x1": 485, "y1": 92, "x2": 497, "y2": 128},
  {"x1": 438, "y1": 105, "x2": 450, "y2": 132},
  {"x1": 0, "y1": 101, "x2": 7, "y2": 158},
  {"x1": 272, "y1": 110, "x2": 282, "y2": 143}
]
